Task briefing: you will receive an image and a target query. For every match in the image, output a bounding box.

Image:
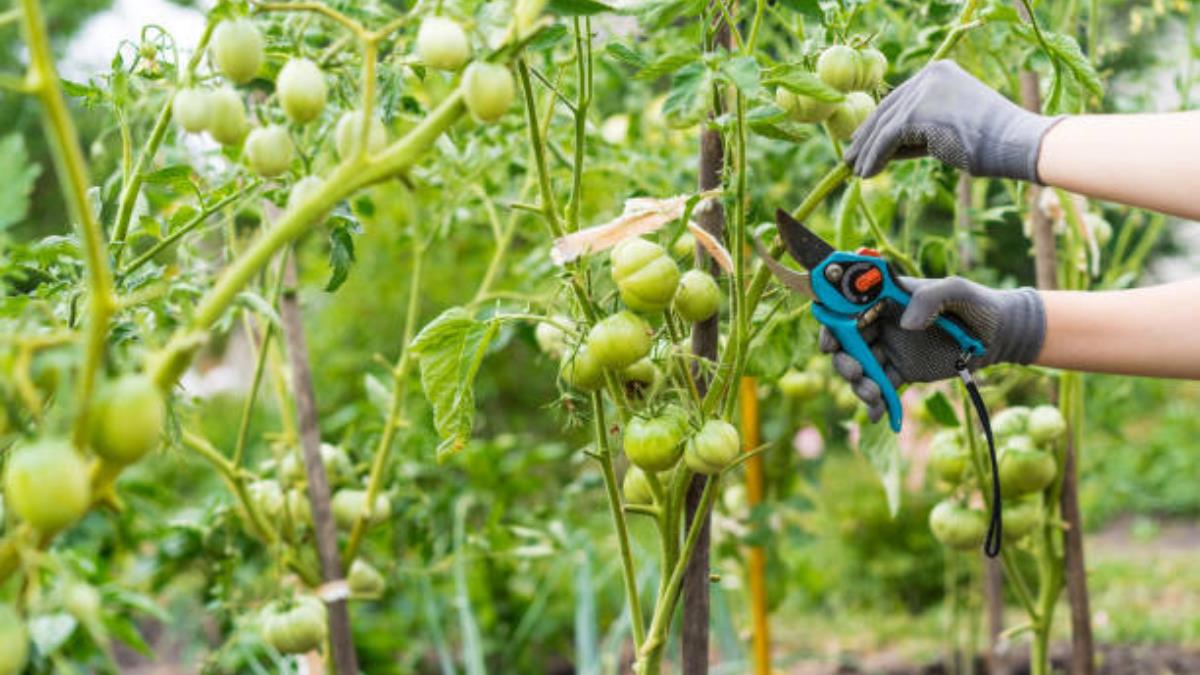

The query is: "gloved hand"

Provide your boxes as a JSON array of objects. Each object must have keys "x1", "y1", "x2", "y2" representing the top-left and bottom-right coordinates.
[
  {"x1": 820, "y1": 276, "x2": 1046, "y2": 422},
  {"x1": 845, "y1": 61, "x2": 1062, "y2": 182}
]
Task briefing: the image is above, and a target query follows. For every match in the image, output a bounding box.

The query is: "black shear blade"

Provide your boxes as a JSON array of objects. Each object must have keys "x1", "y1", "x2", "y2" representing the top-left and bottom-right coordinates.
[
  {"x1": 775, "y1": 208, "x2": 834, "y2": 270},
  {"x1": 750, "y1": 234, "x2": 814, "y2": 299}
]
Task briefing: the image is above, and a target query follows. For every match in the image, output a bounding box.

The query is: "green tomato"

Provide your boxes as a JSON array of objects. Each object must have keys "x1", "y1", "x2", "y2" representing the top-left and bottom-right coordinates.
[
  {"x1": 332, "y1": 489, "x2": 391, "y2": 529},
  {"x1": 90, "y1": 374, "x2": 165, "y2": 465},
  {"x1": 777, "y1": 369, "x2": 822, "y2": 400},
  {"x1": 348, "y1": 559, "x2": 387, "y2": 597},
  {"x1": 991, "y1": 406, "x2": 1031, "y2": 439},
  {"x1": 206, "y1": 87, "x2": 248, "y2": 146},
  {"x1": 611, "y1": 238, "x2": 681, "y2": 313},
  {"x1": 587, "y1": 311, "x2": 652, "y2": 370},
  {"x1": 621, "y1": 358, "x2": 661, "y2": 398},
  {"x1": 263, "y1": 597, "x2": 328, "y2": 655},
  {"x1": 857, "y1": 47, "x2": 888, "y2": 89},
  {"x1": 1002, "y1": 495, "x2": 1042, "y2": 543},
  {"x1": 929, "y1": 500, "x2": 986, "y2": 550},
  {"x1": 462, "y1": 62, "x2": 515, "y2": 123},
  {"x1": 560, "y1": 345, "x2": 605, "y2": 392},
  {"x1": 287, "y1": 175, "x2": 326, "y2": 215},
  {"x1": 534, "y1": 316, "x2": 571, "y2": 358},
  {"x1": 684, "y1": 419, "x2": 740, "y2": 475},
  {"x1": 248, "y1": 480, "x2": 285, "y2": 522},
  {"x1": 1027, "y1": 405, "x2": 1066, "y2": 445},
  {"x1": 624, "y1": 411, "x2": 686, "y2": 472},
  {"x1": 244, "y1": 126, "x2": 295, "y2": 177},
  {"x1": 173, "y1": 88, "x2": 211, "y2": 133},
  {"x1": 622, "y1": 466, "x2": 654, "y2": 505},
  {"x1": 0, "y1": 604, "x2": 28, "y2": 675},
  {"x1": 277, "y1": 58, "x2": 328, "y2": 124},
  {"x1": 210, "y1": 19, "x2": 263, "y2": 85},
  {"x1": 335, "y1": 111, "x2": 388, "y2": 159},
  {"x1": 774, "y1": 86, "x2": 836, "y2": 123},
  {"x1": 4, "y1": 439, "x2": 91, "y2": 532},
  {"x1": 281, "y1": 443, "x2": 354, "y2": 486},
  {"x1": 998, "y1": 446, "x2": 1057, "y2": 495},
  {"x1": 928, "y1": 430, "x2": 969, "y2": 484},
  {"x1": 805, "y1": 354, "x2": 832, "y2": 381},
  {"x1": 826, "y1": 92, "x2": 876, "y2": 140},
  {"x1": 832, "y1": 381, "x2": 860, "y2": 413},
  {"x1": 816, "y1": 45, "x2": 861, "y2": 92},
  {"x1": 63, "y1": 582, "x2": 102, "y2": 626},
  {"x1": 673, "y1": 269, "x2": 721, "y2": 323},
  {"x1": 416, "y1": 17, "x2": 471, "y2": 71},
  {"x1": 287, "y1": 488, "x2": 312, "y2": 530},
  {"x1": 671, "y1": 231, "x2": 696, "y2": 259}
]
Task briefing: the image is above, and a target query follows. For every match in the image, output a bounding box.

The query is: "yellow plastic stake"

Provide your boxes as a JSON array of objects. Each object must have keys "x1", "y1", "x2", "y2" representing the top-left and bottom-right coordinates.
[{"x1": 739, "y1": 375, "x2": 770, "y2": 674}]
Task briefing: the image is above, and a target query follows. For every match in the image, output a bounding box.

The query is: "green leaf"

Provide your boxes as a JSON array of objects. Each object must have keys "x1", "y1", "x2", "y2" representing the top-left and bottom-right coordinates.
[
  {"x1": 410, "y1": 308, "x2": 500, "y2": 461},
  {"x1": 142, "y1": 165, "x2": 199, "y2": 200},
  {"x1": 1043, "y1": 31, "x2": 1103, "y2": 98},
  {"x1": 762, "y1": 65, "x2": 844, "y2": 102},
  {"x1": 235, "y1": 292, "x2": 282, "y2": 330},
  {"x1": 0, "y1": 135, "x2": 42, "y2": 232},
  {"x1": 775, "y1": 0, "x2": 822, "y2": 20},
  {"x1": 923, "y1": 391, "x2": 960, "y2": 427},
  {"x1": 604, "y1": 42, "x2": 648, "y2": 71},
  {"x1": 858, "y1": 420, "x2": 902, "y2": 517},
  {"x1": 547, "y1": 0, "x2": 613, "y2": 16},
  {"x1": 748, "y1": 119, "x2": 811, "y2": 144},
  {"x1": 718, "y1": 56, "x2": 762, "y2": 96},
  {"x1": 526, "y1": 24, "x2": 569, "y2": 51},
  {"x1": 634, "y1": 50, "x2": 701, "y2": 81},
  {"x1": 661, "y1": 62, "x2": 710, "y2": 127},
  {"x1": 60, "y1": 78, "x2": 105, "y2": 109},
  {"x1": 324, "y1": 222, "x2": 357, "y2": 292}
]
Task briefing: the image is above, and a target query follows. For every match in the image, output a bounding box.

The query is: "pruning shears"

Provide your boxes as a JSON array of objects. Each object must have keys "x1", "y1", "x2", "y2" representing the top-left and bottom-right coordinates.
[{"x1": 755, "y1": 208, "x2": 987, "y2": 433}]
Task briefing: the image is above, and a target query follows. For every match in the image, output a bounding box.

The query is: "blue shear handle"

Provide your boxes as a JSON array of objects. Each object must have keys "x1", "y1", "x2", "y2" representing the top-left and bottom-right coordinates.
[
  {"x1": 813, "y1": 304, "x2": 904, "y2": 432},
  {"x1": 883, "y1": 284, "x2": 987, "y2": 358}
]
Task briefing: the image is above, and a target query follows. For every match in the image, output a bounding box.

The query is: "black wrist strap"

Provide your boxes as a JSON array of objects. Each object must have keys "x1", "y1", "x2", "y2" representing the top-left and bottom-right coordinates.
[{"x1": 956, "y1": 358, "x2": 1002, "y2": 558}]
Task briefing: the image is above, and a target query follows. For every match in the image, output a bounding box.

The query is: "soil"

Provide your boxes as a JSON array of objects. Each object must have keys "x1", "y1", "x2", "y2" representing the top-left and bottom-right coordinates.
[{"x1": 796, "y1": 643, "x2": 1200, "y2": 675}]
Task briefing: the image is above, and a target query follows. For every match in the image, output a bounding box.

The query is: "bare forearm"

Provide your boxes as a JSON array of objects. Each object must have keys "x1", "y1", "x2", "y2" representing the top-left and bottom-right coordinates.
[
  {"x1": 1037, "y1": 113, "x2": 1200, "y2": 221},
  {"x1": 1036, "y1": 279, "x2": 1200, "y2": 379}
]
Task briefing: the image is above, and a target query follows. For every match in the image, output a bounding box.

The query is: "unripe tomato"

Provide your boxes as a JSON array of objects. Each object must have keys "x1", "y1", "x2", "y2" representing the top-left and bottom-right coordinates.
[
  {"x1": 416, "y1": 17, "x2": 471, "y2": 71},
  {"x1": 777, "y1": 369, "x2": 822, "y2": 400},
  {"x1": 1003, "y1": 434, "x2": 1036, "y2": 453},
  {"x1": 587, "y1": 311, "x2": 652, "y2": 370},
  {"x1": 991, "y1": 406, "x2": 1030, "y2": 439},
  {"x1": 826, "y1": 92, "x2": 876, "y2": 140},
  {"x1": 173, "y1": 88, "x2": 211, "y2": 133},
  {"x1": 684, "y1": 419, "x2": 740, "y2": 475},
  {"x1": 277, "y1": 58, "x2": 328, "y2": 124},
  {"x1": 63, "y1": 582, "x2": 102, "y2": 626},
  {"x1": 774, "y1": 87, "x2": 836, "y2": 124},
  {"x1": 244, "y1": 126, "x2": 294, "y2": 177},
  {"x1": 1027, "y1": 405, "x2": 1066, "y2": 445},
  {"x1": 263, "y1": 597, "x2": 327, "y2": 655},
  {"x1": 4, "y1": 439, "x2": 91, "y2": 532},
  {"x1": 832, "y1": 381, "x2": 860, "y2": 413},
  {"x1": 335, "y1": 111, "x2": 388, "y2": 159},
  {"x1": 622, "y1": 466, "x2": 654, "y2": 505},
  {"x1": 90, "y1": 374, "x2": 165, "y2": 465},
  {"x1": 622, "y1": 358, "x2": 661, "y2": 396},
  {"x1": 287, "y1": 175, "x2": 326, "y2": 215},
  {"x1": 281, "y1": 443, "x2": 354, "y2": 486},
  {"x1": 248, "y1": 480, "x2": 285, "y2": 521},
  {"x1": 332, "y1": 489, "x2": 391, "y2": 529},
  {"x1": 928, "y1": 430, "x2": 969, "y2": 484},
  {"x1": 206, "y1": 87, "x2": 248, "y2": 146},
  {"x1": 857, "y1": 47, "x2": 888, "y2": 89},
  {"x1": 805, "y1": 354, "x2": 832, "y2": 381},
  {"x1": 624, "y1": 411, "x2": 686, "y2": 472},
  {"x1": 515, "y1": 0, "x2": 549, "y2": 34},
  {"x1": 534, "y1": 316, "x2": 572, "y2": 358},
  {"x1": 462, "y1": 62, "x2": 515, "y2": 123},
  {"x1": 286, "y1": 488, "x2": 311, "y2": 529},
  {"x1": 348, "y1": 559, "x2": 387, "y2": 597},
  {"x1": 998, "y1": 445, "x2": 1056, "y2": 495},
  {"x1": 671, "y1": 231, "x2": 696, "y2": 259},
  {"x1": 211, "y1": 19, "x2": 264, "y2": 85},
  {"x1": 673, "y1": 269, "x2": 721, "y2": 323},
  {"x1": 1002, "y1": 496, "x2": 1042, "y2": 543},
  {"x1": 928, "y1": 500, "x2": 986, "y2": 550},
  {"x1": 0, "y1": 603, "x2": 28, "y2": 675},
  {"x1": 816, "y1": 45, "x2": 861, "y2": 92},
  {"x1": 611, "y1": 238, "x2": 681, "y2": 313},
  {"x1": 560, "y1": 345, "x2": 604, "y2": 391}
]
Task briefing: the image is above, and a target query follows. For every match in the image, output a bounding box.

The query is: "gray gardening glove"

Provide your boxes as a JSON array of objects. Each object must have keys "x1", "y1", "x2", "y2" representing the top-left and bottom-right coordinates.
[
  {"x1": 819, "y1": 277, "x2": 1046, "y2": 422},
  {"x1": 845, "y1": 61, "x2": 1062, "y2": 182}
]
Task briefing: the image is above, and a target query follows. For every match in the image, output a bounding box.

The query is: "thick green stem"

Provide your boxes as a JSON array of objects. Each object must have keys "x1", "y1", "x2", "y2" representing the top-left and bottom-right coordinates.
[{"x1": 592, "y1": 393, "x2": 646, "y2": 649}]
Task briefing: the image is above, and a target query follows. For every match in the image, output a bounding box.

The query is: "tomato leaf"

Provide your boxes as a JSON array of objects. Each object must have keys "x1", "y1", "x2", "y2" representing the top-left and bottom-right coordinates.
[
  {"x1": 762, "y1": 65, "x2": 845, "y2": 102},
  {"x1": 923, "y1": 391, "x2": 960, "y2": 427},
  {"x1": 775, "y1": 0, "x2": 822, "y2": 20},
  {"x1": 717, "y1": 56, "x2": 762, "y2": 96},
  {"x1": 0, "y1": 134, "x2": 42, "y2": 233},
  {"x1": 410, "y1": 308, "x2": 500, "y2": 462},
  {"x1": 324, "y1": 221, "x2": 357, "y2": 292},
  {"x1": 857, "y1": 420, "x2": 902, "y2": 517},
  {"x1": 634, "y1": 50, "x2": 701, "y2": 82},
  {"x1": 661, "y1": 62, "x2": 710, "y2": 126},
  {"x1": 604, "y1": 42, "x2": 648, "y2": 70},
  {"x1": 547, "y1": 0, "x2": 613, "y2": 16}
]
